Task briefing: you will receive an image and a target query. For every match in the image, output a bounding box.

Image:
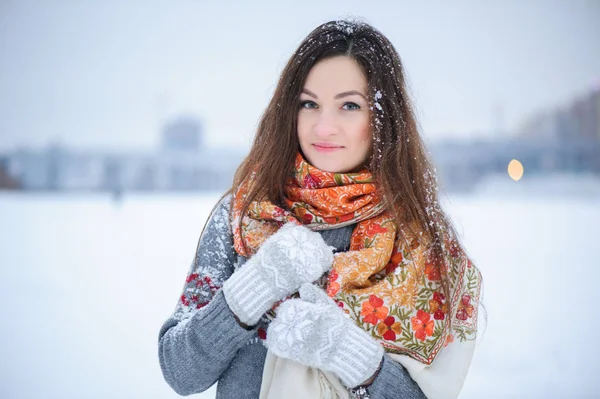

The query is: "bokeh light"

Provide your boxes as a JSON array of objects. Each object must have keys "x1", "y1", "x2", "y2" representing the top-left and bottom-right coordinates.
[{"x1": 508, "y1": 159, "x2": 524, "y2": 181}]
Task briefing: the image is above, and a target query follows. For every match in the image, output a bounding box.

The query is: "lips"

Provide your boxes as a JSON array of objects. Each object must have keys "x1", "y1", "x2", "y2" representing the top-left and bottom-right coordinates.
[
  {"x1": 313, "y1": 143, "x2": 344, "y2": 153},
  {"x1": 314, "y1": 142, "x2": 343, "y2": 148}
]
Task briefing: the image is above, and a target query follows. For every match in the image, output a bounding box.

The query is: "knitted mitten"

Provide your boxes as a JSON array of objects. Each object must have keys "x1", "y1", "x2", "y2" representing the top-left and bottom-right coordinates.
[
  {"x1": 223, "y1": 222, "x2": 334, "y2": 326},
  {"x1": 265, "y1": 283, "x2": 384, "y2": 389}
]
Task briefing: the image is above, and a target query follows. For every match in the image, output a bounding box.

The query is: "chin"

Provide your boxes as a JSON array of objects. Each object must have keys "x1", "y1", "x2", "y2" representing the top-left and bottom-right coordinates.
[
  {"x1": 304, "y1": 150, "x2": 360, "y2": 173},
  {"x1": 312, "y1": 159, "x2": 351, "y2": 173}
]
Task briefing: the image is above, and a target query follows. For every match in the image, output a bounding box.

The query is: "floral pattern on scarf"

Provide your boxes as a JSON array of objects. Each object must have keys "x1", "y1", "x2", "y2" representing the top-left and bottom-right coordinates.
[{"x1": 231, "y1": 152, "x2": 482, "y2": 365}]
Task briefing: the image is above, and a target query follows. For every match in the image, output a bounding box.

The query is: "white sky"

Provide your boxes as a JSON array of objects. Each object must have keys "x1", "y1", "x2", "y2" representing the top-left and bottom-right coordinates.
[{"x1": 0, "y1": 0, "x2": 599, "y2": 152}]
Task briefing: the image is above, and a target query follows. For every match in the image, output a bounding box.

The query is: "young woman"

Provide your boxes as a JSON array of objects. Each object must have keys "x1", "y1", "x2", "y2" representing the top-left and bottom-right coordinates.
[{"x1": 158, "y1": 19, "x2": 483, "y2": 399}]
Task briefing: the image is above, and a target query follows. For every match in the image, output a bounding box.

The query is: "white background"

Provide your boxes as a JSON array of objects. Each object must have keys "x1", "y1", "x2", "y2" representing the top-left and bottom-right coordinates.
[{"x1": 1, "y1": 184, "x2": 599, "y2": 398}]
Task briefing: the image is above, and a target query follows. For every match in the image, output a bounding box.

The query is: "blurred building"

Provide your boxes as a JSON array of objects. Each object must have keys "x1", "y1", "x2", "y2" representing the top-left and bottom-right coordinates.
[
  {"x1": 2, "y1": 116, "x2": 245, "y2": 192},
  {"x1": 517, "y1": 86, "x2": 600, "y2": 141},
  {"x1": 0, "y1": 155, "x2": 20, "y2": 189},
  {"x1": 429, "y1": 137, "x2": 600, "y2": 192},
  {"x1": 161, "y1": 116, "x2": 203, "y2": 154}
]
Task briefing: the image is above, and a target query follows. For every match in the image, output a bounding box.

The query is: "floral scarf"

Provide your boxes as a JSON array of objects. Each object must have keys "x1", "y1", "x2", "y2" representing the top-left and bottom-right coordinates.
[{"x1": 231, "y1": 152, "x2": 482, "y2": 372}]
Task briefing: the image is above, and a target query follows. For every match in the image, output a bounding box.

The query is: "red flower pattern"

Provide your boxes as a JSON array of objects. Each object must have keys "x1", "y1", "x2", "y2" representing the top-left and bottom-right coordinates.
[
  {"x1": 385, "y1": 251, "x2": 404, "y2": 274},
  {"x1": 302, "y1": 213, "x2": 313, "y2": 224},
  {"x1": 365, "y1": 223, "x2": 389, "y2": 238},
  {"x1": 181, "y1": 273, "x2": 220, "y2": 310},
  {"x1": 411, "y1": 310, "x2": 435, "y2": 341},
  {"x1": 326, "y1": 269, "x2": 340, "y2": 297},
  {"x1": 429, "y1": 291, "x2": 448, "y2": 320},
  {"x1": 424, "y1": 258, "x2": 441, "y2": 281},
  {"x1": 186, "y1": 273, "x2": 199, "y2": 283},
  {"x1": 180, "y1": 294, "x2": 189, "y2": 307},
  {"x1": 361, "y1": 295, "x2": 389, "y2": 325},
  {"x1": 456, "y1": 294, "x2": 474, "y2": 320},
  {"x1": 303, "y1": 173, "x2": 322, "y2": 189},
  {"x1": 448, "y1": 239, "x2": 460, "y2": 258},
  {"x1": 376, "y1": 316, "x2": 402, "y2": 341}
]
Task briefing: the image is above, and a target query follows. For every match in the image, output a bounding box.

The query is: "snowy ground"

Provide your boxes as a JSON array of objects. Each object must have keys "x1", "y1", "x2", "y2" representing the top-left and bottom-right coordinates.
[{"x1": 1, "y1": 187, "x2": 599, "y2": 398}]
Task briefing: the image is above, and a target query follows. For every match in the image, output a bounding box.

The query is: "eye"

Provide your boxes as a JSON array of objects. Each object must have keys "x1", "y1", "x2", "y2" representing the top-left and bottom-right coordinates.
[
  {"x1": 343, "y1": 102, "x2": 360, "y2": 110},
  {"x1": 299, "y1": 100, "x2": 317, "y2": 109}
]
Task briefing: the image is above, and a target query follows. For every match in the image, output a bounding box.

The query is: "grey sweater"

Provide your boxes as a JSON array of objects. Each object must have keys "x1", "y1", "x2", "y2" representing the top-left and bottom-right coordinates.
[{"x1": 158, "y1": 194, "x2": 427, "y2": 398}]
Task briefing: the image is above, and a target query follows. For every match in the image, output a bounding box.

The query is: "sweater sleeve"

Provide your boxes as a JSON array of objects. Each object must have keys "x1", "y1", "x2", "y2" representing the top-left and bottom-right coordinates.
[
  {"x1": 157, "y1": 194, "x2": 257, "y2": 396},
  {"x1": 367, "y1": 354, "x2": 428, "y2": 399}
]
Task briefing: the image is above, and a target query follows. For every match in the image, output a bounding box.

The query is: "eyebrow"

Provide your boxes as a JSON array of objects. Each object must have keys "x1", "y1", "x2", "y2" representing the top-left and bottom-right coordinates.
[{"x1": 301, "y1": 88, "x2": 367, "y2": 101}]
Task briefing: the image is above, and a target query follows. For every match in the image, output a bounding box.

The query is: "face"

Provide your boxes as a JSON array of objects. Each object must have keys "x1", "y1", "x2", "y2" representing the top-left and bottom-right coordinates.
[{"x1": 297, "y1": 56, "x2": 372, "y2": 173}]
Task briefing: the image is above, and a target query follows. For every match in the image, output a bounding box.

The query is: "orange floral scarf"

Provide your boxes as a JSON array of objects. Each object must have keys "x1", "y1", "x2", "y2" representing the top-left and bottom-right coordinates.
[{"x1": 231, "y1": 152, "x2": 482, "y2": 365}]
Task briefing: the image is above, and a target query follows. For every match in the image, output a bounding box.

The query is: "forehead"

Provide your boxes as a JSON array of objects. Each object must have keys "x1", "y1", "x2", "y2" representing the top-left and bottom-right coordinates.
[{"x1": 304, "y1": 56, "x2": 367, "y2": 93}]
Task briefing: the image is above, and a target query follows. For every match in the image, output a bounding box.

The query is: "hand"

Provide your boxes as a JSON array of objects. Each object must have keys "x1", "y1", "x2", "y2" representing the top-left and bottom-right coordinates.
[
  {"x1": 265, "y1": 283, "x2": 384, "y2": 389},
  {"x1": 223, "y1": 222, "x2": 334, "y2": 326}
]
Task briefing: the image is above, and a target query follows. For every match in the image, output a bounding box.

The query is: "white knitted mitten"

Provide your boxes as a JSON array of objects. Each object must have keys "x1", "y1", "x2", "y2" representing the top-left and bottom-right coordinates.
[
  {"x1": 223, "y1": 222, "x2": 334, "y2": 326},
  {"x1": 265, "y1": 283, "x2": 384, "y2": 388}
]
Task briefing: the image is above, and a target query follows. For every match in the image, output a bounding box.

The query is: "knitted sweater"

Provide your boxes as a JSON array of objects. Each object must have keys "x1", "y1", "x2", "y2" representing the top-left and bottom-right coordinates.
[{"x1": 158, "y1": 194, "x2": 427, "y2": 398}]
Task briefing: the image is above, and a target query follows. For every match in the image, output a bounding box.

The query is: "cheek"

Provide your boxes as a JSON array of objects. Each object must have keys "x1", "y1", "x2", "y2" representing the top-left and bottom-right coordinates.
[
  {"x1": 356, "y1": 118, "x2": 372, "y2": 147},
  {"x1": 362, "y1": 124, "x2": 372, "y2": 141},
  {"x1": 296, "y1": 116, "x2": 308, "y2": 143}
]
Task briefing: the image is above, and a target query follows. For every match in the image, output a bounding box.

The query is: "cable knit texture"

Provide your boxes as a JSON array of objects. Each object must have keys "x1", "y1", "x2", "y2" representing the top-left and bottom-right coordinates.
[
  {"x1": 157, "y1": 193, "x2": 427, "y2": 398},
  {"x1": 265, "y1": 283, "x2": 384, "y2": 388},
  {"x1": 223, "y1": 221, "x2": 334, "y2": 326}
]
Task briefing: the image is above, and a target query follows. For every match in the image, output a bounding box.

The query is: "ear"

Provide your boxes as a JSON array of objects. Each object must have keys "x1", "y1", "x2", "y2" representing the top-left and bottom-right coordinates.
[{"x1": 298, "y1": 283, "x2": 336, "y2": 307}]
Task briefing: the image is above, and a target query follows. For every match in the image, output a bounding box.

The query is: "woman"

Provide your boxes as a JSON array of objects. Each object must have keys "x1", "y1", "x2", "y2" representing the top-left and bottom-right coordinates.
[{"x1": 158, "y1": 19, "x2": 483, "y2": 399}]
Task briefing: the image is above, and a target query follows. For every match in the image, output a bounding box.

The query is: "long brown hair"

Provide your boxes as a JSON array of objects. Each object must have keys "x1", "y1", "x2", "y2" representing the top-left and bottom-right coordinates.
[{"x1": 214, "y1": 18, "x2": 478, "y2": 308}]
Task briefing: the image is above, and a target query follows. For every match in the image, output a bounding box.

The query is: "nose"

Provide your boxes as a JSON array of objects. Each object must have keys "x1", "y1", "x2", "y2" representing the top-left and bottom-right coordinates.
[{"x1": 313, "y1": 112, "x2": 339, "y2": 138}]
